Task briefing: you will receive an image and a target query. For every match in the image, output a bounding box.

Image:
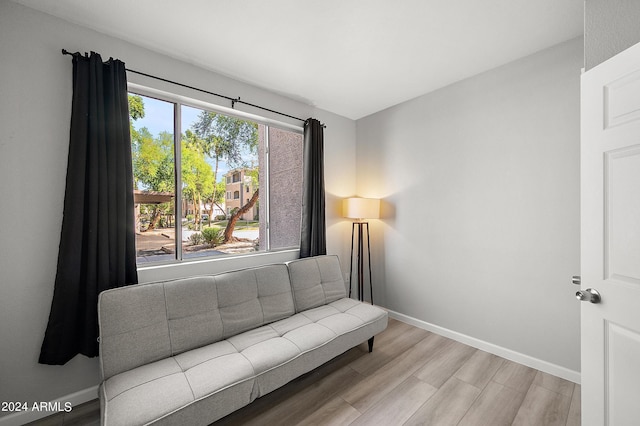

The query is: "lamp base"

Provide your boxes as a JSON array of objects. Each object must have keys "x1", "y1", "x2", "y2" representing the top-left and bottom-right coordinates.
[{"x1": 349, "y1": 221, "x2": 373, "y2": 305}]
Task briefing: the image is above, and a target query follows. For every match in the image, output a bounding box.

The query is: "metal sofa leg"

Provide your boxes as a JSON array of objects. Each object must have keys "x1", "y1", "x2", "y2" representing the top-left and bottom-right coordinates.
[{"x1": 368, "y1": 336, "x2": 375, "y2": 353}]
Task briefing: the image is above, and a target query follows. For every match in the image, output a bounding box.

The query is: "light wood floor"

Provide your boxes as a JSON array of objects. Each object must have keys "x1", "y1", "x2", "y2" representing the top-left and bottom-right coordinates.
[{"x1": 28, "y1": 318, "x2": 580, "y2": 426}]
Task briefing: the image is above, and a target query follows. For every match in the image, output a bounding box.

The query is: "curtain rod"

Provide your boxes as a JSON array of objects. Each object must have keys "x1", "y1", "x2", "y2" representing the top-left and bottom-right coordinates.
[{"x1": 61, "y1": 49, "x2": 323, "y2": 126}]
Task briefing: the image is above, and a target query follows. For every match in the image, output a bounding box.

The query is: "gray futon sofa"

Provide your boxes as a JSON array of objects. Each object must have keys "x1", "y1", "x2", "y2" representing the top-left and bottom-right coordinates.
[{"x1": 97, "y1": 255, "x2": 388, "y2": 425}]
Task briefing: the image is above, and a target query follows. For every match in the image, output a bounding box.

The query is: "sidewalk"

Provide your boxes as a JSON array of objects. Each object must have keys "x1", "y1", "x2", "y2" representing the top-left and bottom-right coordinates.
[{"x1": 136, "y1": 227, "x2": 259, "y2": 262}]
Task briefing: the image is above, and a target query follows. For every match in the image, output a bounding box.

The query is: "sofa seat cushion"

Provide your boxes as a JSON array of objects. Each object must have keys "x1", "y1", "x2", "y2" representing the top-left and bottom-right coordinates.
[
  {"x1": 282, "y1": 323, "x2": 337, "y2": 352},
  {"x1": 240, "y1": 337, "x2": 301, "y2": 374},
  {"x1": 226, "y1": 299, "x2": 385, "y2": 376},
  {"x1": 101, "y1": 341, "x2": 255, "y2": 426},
  {"x1": 248, "y1": 297, "x2": 388, "y2": 397},
  {"x1": 298, "y1": 297, "x2": 382, "y2": 336},
  {"x1": 227, "y1": 326, "x2": 280, "y2": 352},
  {"x1": 101, "y1": 371, "x2": 194, "y2": 426},
  {"x1": 183, "y1": 353, "x2": 254, "y2": 399},
  {"x1": 244, "y1": 297, "x2": 384, "y2": 361}
]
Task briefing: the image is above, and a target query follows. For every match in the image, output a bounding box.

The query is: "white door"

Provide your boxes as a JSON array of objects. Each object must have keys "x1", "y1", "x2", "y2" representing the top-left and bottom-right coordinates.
[{"x1": 581, "y1": 41, "x2": 640, "y2": 426}]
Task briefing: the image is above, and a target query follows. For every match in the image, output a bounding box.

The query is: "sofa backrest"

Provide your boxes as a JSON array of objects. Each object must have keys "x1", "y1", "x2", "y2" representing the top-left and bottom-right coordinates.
[
  {"x1": 287, "y1": 255, "x2": 347, "y2": 312},
  {"x1": 98, "y1": 263, "x2": 294, "y2": 380}
]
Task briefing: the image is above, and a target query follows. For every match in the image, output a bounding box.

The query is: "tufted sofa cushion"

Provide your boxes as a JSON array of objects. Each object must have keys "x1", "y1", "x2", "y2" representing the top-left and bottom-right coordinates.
[
  {"x1": 287, "y1": 255, "x2": 347, "y2": 311},
  {"x1": 99, "y1": 264, "x2": 294, "y2": 380}
]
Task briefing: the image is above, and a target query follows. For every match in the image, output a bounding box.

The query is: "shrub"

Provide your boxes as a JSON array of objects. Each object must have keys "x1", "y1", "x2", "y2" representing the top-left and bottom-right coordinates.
[
  {"x1": 202, "y1": 226, "x2": 224, "y2": 246},
  {"x1": 189, "y1": 232, "x2": 205, "y2": 246}
]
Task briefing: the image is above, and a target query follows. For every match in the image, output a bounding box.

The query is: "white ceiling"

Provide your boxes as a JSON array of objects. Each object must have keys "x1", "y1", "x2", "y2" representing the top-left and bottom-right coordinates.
[{"x1": 15, "y1": 0, "x2": 584, "y2": 120}]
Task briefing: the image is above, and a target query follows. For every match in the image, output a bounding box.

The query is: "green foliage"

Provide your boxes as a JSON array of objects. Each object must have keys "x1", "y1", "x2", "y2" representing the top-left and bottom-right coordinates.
[
  {"x1": 181, "y1": 142, "x2": 214, "y2": 194},
  {"x1": 211, "y1": 180, "x2": 226, "y2": 208},
  {"x1": 128, "y1": 94, "x2": 145, "y2": 121},
  {"x1": 128, "y1": 94, "x2": 145, "y2": 158},
  {"x1": 189, "y1": 227, "x2": 223, "y2": 246},
  {"x1": 245, "y1": 167, "x2": 259, "y2": 188},
  {"x1": 202, "y1": 226, "x2": 224, "y2": 246},
  {"x1": 189, "y1": 232, "x2": 205, "y2": 246},
  {"x1": 129, "y1": 95, "x2": 174, "y2": 194},
  {"x1": 181, "y1": 141, "x2": 214, "y2": 219},
  {"x1": 190, "y1": 112, "x2": 258, "y2": 168},
  {"x1": 132, "y1": 130, "x2": 175, "y2": 192},
  {"x1": 158, "y1": 216, "x2": 168, "y2": 228},
  {"x1": 185, "y1": 112, "x2": 258, "y2": 221}
]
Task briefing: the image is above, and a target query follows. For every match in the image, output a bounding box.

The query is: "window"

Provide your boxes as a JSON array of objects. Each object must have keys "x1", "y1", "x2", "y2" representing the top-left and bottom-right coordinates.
[{"x1": 129, "y1": 91, "x2": 303, "y2": 264}]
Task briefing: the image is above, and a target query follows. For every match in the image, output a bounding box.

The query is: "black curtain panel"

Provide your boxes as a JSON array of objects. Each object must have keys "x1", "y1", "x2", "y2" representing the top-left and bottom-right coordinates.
[
  {"x1": 39, "y1": 52, "x2": 138, "y2": 365},
  {"x1": 300, "y1": 118, "x2": 326, "y2": 258}
]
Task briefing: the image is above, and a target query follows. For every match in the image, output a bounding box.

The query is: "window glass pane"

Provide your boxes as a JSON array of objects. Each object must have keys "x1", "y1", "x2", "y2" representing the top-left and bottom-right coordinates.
[
  {"x1": 130, "y1": 91, "x2": 302, "y2": 265},
  {"x1": 129, "y1": 94, "x2": 176, "y2": 263},
  {"x1": 181, "y1": 106, "x2": 260, "y2": 258},
  {"x1": 266, "y1": 126, "x2": 303, "y2": 250}
]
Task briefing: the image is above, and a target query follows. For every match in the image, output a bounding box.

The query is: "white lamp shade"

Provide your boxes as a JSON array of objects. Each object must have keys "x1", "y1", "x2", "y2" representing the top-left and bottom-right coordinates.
[{"x1": 343, "y1": 198, "x2": 380, "y2": 220}]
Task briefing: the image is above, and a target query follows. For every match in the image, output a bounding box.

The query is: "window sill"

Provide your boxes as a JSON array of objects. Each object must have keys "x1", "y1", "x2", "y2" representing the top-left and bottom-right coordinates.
[{"x1": 136, "y1": 249, "x2": 300, "y2": 283}]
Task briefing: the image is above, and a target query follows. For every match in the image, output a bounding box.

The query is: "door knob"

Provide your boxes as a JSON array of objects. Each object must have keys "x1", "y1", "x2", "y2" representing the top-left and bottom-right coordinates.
[
  {"x1": 571, "y1": 275, "x2": 581, "y2": 285},
  {"x1": 576, "y1": 288, "x2": 601, "y2": 304}
]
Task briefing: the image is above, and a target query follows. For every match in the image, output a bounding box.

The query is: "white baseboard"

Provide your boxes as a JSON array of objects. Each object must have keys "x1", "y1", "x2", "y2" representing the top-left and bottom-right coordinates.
[
  {"x1": 387, "y1": 309, "x2": 581, "y2": 385},
  {"x1": 0, "y1": 385, "x2": 98, "y2": 426}
]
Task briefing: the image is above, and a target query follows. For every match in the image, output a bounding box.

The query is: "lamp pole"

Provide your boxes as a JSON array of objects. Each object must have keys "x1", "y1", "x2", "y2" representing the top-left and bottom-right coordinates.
[
  {"x1": 344, "y1": 197, "x2": 379, "y2": 305},
  {"x1": 350, "y1": 220, "x2": 373, "y2": 304}
]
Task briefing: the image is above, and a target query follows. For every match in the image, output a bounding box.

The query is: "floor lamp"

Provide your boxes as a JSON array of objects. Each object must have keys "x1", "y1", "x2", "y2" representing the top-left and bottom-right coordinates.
[{"x1": 343, "y1": 198, "x2": 380, "y2": 305}]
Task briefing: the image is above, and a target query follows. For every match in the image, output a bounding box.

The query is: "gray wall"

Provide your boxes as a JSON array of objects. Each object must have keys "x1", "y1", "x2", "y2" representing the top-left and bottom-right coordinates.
[
  {"x1": 0, "y1": 1, "x2": 356, "y2": 420},
  {"x1": 356, "y1": 37, "x2": 583, "y2": 373},
  {"x1": 585, "y1": 0, "x2": 640, "y2": 69}
]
